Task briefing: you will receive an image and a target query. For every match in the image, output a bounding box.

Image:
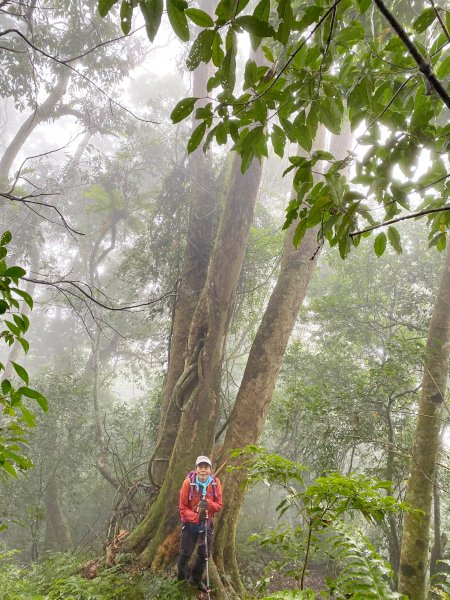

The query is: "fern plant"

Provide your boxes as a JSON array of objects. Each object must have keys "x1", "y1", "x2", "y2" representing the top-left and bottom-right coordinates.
[
  {"x1": 233, "y1": 446, "x2": 410, "y2": 598},
  {"x1": 326, "y1": 523, "x2": 404, "y2": 599}
]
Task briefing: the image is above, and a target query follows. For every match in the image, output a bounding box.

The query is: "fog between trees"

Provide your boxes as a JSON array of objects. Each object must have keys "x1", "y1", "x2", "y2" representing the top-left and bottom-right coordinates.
[{"x1": 0, "y1": 0, "x2": 449, "y2": 599}]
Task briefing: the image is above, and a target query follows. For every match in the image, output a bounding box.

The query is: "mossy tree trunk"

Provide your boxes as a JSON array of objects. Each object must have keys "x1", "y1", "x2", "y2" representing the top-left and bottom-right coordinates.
[
  {"x1": 123, "y1": 154, "x2": 262, "y2": 568},
  {"x1": 398, "y1": 242, "x2": 450, "y2": 600},
  {"x1": 149, "y1": 56, "x2": 217, "y2": 487},
  {"x1": 212, "y1": 222, "x2": 320, "y2": 596}
]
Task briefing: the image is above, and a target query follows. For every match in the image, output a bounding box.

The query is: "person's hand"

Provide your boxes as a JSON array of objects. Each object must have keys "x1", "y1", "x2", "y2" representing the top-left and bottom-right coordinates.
[{"x1": 198, "y1": 499, "x2": 208, "y2": 510}]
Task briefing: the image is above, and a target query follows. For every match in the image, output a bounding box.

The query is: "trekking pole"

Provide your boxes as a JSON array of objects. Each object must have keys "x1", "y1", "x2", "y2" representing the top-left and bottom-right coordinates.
[
  {"x1": 202, "y1": 493, "x2": 211, "y2": 599},
  {"x1": 204, "y1": 521, "x2": 211, "y2": 599}
]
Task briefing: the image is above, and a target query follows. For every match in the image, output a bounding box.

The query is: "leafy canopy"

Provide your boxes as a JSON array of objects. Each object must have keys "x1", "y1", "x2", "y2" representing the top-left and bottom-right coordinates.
[{"x1": 100, "y1": 0, "x2": 450, "y2": 258}]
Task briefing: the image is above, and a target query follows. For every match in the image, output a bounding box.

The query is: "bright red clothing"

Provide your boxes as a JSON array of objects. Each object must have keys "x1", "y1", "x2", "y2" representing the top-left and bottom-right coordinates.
[{"x1": 179, "y1": 476, "x2": 222, "y2": 524}]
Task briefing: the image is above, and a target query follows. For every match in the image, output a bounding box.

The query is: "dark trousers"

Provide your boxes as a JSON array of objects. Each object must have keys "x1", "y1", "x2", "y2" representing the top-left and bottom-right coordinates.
[{"x1": 177, "y1": 522, "x2": 212, "y2": 582}]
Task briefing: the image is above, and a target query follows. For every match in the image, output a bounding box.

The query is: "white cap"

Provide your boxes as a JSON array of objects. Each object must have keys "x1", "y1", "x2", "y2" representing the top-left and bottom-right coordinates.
[{"x1": 195, "y1": 455, "x2": 212, "y2": 467}]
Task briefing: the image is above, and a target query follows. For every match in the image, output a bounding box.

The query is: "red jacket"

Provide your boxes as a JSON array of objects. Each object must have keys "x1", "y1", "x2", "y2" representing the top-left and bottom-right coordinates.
[{"x1": 179, "y1": 476, "x2": 222, "y2": 524}]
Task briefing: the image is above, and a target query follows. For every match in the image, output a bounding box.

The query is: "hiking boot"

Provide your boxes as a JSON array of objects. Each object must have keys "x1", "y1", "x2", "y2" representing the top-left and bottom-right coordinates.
[{"x1": 195, "y1": 579, "x2": 208, "y2": 592}]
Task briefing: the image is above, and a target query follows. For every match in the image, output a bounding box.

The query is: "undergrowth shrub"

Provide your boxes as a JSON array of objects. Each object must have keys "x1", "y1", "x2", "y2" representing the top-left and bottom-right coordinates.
[{"x1": 0, "y1": 550, "x2": 196, "y2": 599}]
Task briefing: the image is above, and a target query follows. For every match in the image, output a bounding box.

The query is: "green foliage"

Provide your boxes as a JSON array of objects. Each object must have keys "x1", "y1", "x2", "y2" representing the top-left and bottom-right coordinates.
[
  {"x1": 101, "y1": 0, "x2": 450, "y2": 258},
  {"x1": 0, "y1": 551, "x2": 197, "y2": 600},
  {"x1": 235, "y1": 447, "x2": 408, "y2": 597},
  {"x1": 326, "y1": 523, "x2": 405, "y2": 599},
  {"x1": 0, "y1": 233, "x2": 47, "y2": 479}
]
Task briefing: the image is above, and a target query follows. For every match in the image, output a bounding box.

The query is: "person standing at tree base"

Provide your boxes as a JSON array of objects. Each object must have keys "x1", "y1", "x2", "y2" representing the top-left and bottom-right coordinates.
[{"x1": 177, "y1": 456, "x2": 223, "y2": 592}]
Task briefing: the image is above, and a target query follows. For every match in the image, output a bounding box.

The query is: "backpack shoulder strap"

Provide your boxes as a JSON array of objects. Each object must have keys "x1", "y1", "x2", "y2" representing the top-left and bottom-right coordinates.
[
  {"x1": 188, "y1": 471, "x2": 196, "y2": 501},
  {"x1": 210, "y1": 474, "x2": 218, "y2": 501}
]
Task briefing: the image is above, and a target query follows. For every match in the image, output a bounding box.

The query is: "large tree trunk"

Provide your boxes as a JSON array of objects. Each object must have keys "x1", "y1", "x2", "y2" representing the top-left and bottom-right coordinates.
[
  {"x1": 149, "y1": 56, "x2": 217, "y2": 487},
  {"x1": 123, "y1": 153, "x2": 262, "y2": 566},
  {"x1": 398, "y1": 242, "x2": 450, "y2": 600},
  {"x1": 213, "y1": 223, "x2": 320, "y2": 596}
]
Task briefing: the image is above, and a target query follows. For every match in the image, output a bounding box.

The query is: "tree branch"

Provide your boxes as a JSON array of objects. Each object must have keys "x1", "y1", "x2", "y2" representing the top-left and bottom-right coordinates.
[
  {"x1": 0, "y1": 29, "x2": 159, "y2": 124},
  {"x1": 23, "y1": 276, "x2": 178, "y2": 312},
  {"x1": 372, "y1": 0, "x2": 450, "y2": 109},
  {"x1": 350, "y1": 205, "x2": 450, "y2": 237}
]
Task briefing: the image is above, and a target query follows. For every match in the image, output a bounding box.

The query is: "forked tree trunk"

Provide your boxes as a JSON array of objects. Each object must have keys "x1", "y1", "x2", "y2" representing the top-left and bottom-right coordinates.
[
  {"x1": 399, "y1": 242, "x2": 450, "y2": 600},
  {"x1": 149, "y1": 57, "x2": 217, "y2": 487},
  {"x1": 123, "y1": 153, "x2": 262, "y2": 565}
]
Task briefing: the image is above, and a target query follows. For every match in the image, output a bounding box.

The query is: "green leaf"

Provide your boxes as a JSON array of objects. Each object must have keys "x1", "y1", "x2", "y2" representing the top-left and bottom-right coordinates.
[
  {"x1": 167, "y1": 0, "x2": 190, "y2": 41},
  {"x1": 12, "y1": 314, "x2": 26, "y2": 333},
  {"x1": 2, "y1": 461, "x2": 17, "y2": 477},
  {"x1": 11, "y1": 362, "x2": 29, "y2": 385},
  {"x1": 1, "y1": 379, "x2": 11, "y2": 395},
  {"x1": 216, "y1": 0, "x2": 250, "y2": 20},
  {"x1": 437, "y1": 55, "x2": 450, "y2": 79},
  {"x1": 170, "y1": 97, "x2": 198, "y2": 123},
  {"x1": 356, "y1": 0, "x2": 371, "y2": 13},
  {"x1": 120, "y1": 0, "x2": 132, "y2": 34},
  {"x1": 234, "y1": 15, "x2": 275, "y2": 37},
  {"x1": 0, "y1": 248, "x2": 7, "y2": 260},
  {"x1": 276, "y1": 0, "x2": 293, "y2": 45},
  {"x1": 17, "y1": 387, "x2": 48, "y2": 412},
  {"x1": 98, "y1": 0, "x2": 119, "y2": 17},
  {"x1": 11, "y1": 288, "x2": 33, "y2": 310},
  {"x1": 186, "y1": 29, "x2": 215, "y2": 70},
  {"x1": 221, "y1": 28, "x2": 237, "y2": 95},
  {"x1": 271, "y1": 125, "x2": 286, "y2": 158},
  {"x1": 17, "y1": 337, "x2": 29, "y2": 354},
  {"x1": 387, "y1": 226, "x2": 402, "y2": 254},
  {"x1": 185, "y1": 8, "x2": 214, "y2": 27},
  {"x1": 211, "y1": 32, "x2": 224, "y2": 67},
  {"x1": 140, "y1": 0, "x2": 164, "y2": 42},
  {"x1": 5, "y1": 320, "x2": 20, "y2": 337},
  {"x1": 188, "y1": 122, "x2": 207, "y2": 154},
  {"x1": 413, "y1": 7, "x2": 436, "y2": 33},
  {"x1": 374, "y1": 232, "x2": 387, "y2": 257},
  {"x1": 20, "y1": 405, "x2": 36, "y2": 427},
  {"x1": 0, "y1": 300, "x2": 8, "y2": 315},
  {"x1": 0, "y1": 231, "x2": 11, "y2": 246},
  {"x1": 3, "y1": 266, "x2": 26, "y2": 278}
]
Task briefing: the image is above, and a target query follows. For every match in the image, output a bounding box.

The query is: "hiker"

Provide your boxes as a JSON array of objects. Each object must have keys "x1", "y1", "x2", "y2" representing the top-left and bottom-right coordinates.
[{"x1": 177, "y1": 455, "x2": 223, "y2": 592}]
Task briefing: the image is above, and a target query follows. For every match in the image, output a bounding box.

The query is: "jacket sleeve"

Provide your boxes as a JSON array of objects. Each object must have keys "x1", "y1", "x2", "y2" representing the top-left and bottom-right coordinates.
[
  {"x1": 179, "y1": 478, "x2": 198, "y2": 523},
  {"x1": 206, "y1": 477, "x2": 222, "y2": 513}
]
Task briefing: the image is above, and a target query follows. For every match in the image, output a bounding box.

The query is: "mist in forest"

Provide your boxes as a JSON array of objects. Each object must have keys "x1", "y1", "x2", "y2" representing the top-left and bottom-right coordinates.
[{"x1": 0, "y1": 1, "x2": 449, "y2": 599}]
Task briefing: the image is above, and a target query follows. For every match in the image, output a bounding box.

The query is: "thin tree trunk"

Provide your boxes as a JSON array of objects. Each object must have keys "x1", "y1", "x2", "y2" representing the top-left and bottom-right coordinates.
[
  {"x1": 0, "y1": 70, "x2": 70, "y2": 181},
  {"x1": 43, "y1": 477, "x2": 73, "y2": 552},
  {"x1": 399, "y1": 242, "x2": 450, "y2": 600},
  {"x1": 430, "y1": 479, "x2": 443, "y2": 578}
]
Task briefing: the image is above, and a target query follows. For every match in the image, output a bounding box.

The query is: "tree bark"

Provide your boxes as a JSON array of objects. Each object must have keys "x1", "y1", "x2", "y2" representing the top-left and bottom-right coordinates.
[
  {"x1": 123, "y1": 152, "x2": 262, "y2": 566},
  {"x1": 149, "y1": 57, "x2": 217, "y2": 487},
  {"x1": 0, "y1": 69, "x2": 70, "y2": 181},
  {"x1": 210, "y1": 125, "x2": 352, "y2": 597},
  {"x1": 398, "y1": 241, "x2": 450, "y2": 600},
  {"x1": 43, "y1": 477, "x2": 73, "y2": 553},
  {"x1": 213, "y1": 222, "x2": 320, "y2": 595}
]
